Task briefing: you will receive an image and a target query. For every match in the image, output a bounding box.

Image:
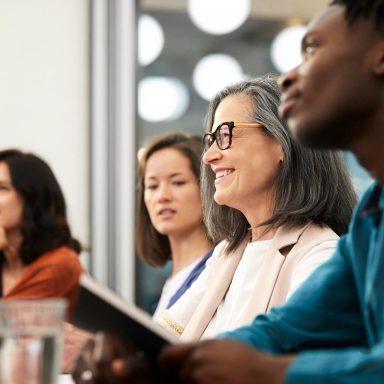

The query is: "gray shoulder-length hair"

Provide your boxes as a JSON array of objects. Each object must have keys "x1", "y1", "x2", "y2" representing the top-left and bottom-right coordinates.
[{"x1": 201, "y1": 74, "x2": 358, "y2": 252}]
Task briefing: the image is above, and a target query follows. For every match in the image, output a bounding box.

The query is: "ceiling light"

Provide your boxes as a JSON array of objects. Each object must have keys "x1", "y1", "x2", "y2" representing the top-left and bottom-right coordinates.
[
  {"x1": 270, "y1": 25, "x2": 306, "y2": 73},
  {"x1": 188, "y1": 0, "x2": 250, "y2": 35},
  {"x1": 138, "y1": 14, "x2": 164, "y2": 66},
  {"x1": 138, "y1": 77, "x2": 189, "y2": 122},
  {"x1": 192, "y1": 53, "x2": 245, "y2": 101}
]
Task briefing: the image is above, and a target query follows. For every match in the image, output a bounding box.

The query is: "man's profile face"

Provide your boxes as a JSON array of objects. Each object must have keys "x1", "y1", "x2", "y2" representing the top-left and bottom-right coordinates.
[{"x1": 279, "y1": 5, "x2": 382, "y2": 150}]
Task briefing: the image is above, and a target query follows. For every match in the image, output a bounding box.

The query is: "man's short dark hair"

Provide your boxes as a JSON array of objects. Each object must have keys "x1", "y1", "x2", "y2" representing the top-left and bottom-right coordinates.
[{"x1": 331, "y1": 0, "x2": 384, "y2": 33}]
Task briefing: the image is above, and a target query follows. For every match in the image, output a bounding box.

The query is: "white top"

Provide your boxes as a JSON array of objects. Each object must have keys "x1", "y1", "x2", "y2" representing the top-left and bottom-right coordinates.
[
  {"x1": 152, "y1": 257, "x2": 204, "y2": 322},
  {"x1": 157, "y1": 237, "x2": 337, "y2": 339}
]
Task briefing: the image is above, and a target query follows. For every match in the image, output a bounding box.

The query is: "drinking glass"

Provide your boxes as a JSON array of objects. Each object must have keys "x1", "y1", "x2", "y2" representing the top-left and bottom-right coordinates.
[{"x1": 0, "y1": 299, "x2": 67, "y2": 384}]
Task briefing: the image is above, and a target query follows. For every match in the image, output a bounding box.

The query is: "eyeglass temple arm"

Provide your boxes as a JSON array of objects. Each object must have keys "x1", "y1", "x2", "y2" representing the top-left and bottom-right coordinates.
[{"x1": 234, "y1": 122, "x2": 263, "y2": 128}]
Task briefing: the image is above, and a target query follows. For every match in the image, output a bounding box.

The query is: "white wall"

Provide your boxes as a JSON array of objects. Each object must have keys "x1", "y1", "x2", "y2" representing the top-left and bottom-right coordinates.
[{"x1": 0, "y1": 0, "x2": 90, "y2": 263}]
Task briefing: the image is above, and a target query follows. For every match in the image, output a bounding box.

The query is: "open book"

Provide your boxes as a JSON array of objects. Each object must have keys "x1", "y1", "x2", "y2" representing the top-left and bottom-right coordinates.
[{"x1": 72, "y1": 273, "x2": 178, "y2": 362}]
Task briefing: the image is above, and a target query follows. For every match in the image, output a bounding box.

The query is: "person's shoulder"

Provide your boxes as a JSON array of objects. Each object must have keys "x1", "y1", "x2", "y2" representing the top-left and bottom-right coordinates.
[
  {"x1": 288, "y1": 222, "x2": 339, "y2": 259},
  {"x1": 9, "y1": 247, "x2": 84, "y2": 298},
  {"x1": 37, "y1": 246, "x2": 82, "y2": 273},
  {"x1": 304, "y1": 222, "x2": 339, "y2": 241}
]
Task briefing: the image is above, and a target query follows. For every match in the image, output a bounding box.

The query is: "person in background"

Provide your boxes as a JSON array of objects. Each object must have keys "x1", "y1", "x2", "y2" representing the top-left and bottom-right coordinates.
[
  {"x1": 157, "y1": 1, "x2": 384, "y2": 383},
  {"x1": 0, "y1": 149, "x2": 83, "y2": 312},
  {"x1": 136, "y1": 133, "x2": 213, "y2": 320}
]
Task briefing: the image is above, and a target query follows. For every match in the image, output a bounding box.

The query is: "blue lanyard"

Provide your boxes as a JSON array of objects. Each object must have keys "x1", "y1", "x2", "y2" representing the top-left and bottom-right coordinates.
[{"x1": 166, "y1": 250, "x2": 213, "y2": 309}]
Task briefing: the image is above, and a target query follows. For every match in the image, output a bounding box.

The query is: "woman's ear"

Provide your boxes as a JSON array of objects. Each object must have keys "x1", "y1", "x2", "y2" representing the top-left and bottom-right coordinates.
[
  {"x1": 372, "y1": 41, "x2": 384, "y2": 77},
  {"x1": 278, "y1": 145, "x2": 284, "y2": 163}
]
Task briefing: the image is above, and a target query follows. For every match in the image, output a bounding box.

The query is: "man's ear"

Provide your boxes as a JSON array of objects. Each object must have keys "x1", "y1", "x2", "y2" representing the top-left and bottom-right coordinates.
[{"x1": 372, "y1": 41, "x2": 384, "y2": 76}]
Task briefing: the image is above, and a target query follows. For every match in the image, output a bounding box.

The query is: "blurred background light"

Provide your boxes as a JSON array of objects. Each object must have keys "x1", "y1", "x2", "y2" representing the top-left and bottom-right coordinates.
[
  {"x1": 270, "y1": 25, "x2": 306, "y2": 73},
  {"x1": 138, "y1": 77, "x2": 189, "y2": 122},
  {"x1": 188, "y1": 0, "x2": 250, "y2": 35},
  {"x1": 192, "y1": 53, "x2": 245, "y2": 101},
  {"x1": 138, "y1": 14, "x2": 164, "y2": 66}
]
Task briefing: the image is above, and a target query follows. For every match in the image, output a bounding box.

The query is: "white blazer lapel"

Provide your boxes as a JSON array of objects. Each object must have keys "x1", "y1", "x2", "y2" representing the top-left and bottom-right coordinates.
[
  {"x1": 240, "y1": 224, "x2": 309, "y2": 325},
  {"x1": 181, "y1": 237, "x2": 249, "y2": 341}
]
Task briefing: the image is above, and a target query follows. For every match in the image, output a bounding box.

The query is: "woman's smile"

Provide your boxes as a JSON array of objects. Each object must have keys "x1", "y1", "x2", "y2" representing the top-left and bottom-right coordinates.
[{"x1": 214, "y1": 168, "x2": 235, "y2": 185}]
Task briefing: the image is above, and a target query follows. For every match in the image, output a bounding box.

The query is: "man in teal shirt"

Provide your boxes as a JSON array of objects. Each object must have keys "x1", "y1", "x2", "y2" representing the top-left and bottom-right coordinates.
[
  {"x1": 159, "y1": 1, "x2": 384, "y2": 383},
  {"x1": 218, "y1": 183, "x2": 384, "y2": 383}
]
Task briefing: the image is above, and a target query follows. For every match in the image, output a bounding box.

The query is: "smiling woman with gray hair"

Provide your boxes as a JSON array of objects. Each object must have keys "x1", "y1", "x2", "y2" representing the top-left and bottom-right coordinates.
[{"x1": 158, "y1": 74, "x2": 357, "y2": 340}]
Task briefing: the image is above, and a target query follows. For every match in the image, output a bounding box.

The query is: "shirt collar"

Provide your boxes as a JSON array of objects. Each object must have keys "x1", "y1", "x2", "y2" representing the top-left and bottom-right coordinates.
[{"x1": 360, "y1": 184, "x2": 383, "y2": 219}]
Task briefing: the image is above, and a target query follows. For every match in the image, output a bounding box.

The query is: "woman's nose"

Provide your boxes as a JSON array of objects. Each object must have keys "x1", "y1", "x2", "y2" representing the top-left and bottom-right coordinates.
[
  {"x1": 156, "y1": 184, "x2": 172, "y2": 202},
  {"x1": 202, "y1": 142, "x2": 222, "y2": 165}
]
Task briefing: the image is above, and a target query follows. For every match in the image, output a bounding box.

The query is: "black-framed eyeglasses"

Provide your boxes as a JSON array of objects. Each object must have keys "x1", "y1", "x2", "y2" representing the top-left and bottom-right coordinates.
[{"x1": 203, "y1": 121, "x2": 263, "y2": 151}]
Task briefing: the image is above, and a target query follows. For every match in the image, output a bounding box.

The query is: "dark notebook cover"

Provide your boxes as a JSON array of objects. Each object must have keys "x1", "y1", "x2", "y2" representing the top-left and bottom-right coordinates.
[{"x1": 72, "y1": 273, "x2": 177, "y2": 364}]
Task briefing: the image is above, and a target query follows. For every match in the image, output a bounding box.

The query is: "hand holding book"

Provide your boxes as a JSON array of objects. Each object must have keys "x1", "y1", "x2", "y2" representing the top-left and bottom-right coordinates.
[
  {"x1": 72, "y1": 332, "x2": 152, "y2": 384},
  {"x1": 70, "y1": 274, "x2": 177, "y2": 383}
]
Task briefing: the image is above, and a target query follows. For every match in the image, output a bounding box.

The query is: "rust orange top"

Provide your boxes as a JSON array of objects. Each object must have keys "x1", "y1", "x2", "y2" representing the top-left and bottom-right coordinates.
[{"x1": 1, "y1": 246, "x2": 83, "y2": 315}]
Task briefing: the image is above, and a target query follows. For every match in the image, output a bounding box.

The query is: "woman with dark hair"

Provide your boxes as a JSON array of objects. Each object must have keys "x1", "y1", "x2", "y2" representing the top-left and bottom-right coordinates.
[
  {"x1": 158, "y1": 75, "x2": 357, "y2": 340},
  {"x1": 0, "y1": 149, "x2": 83, "y2": 312},
  {"x1": 136, "y1": 133, "x2": 213, "y2": 319}
]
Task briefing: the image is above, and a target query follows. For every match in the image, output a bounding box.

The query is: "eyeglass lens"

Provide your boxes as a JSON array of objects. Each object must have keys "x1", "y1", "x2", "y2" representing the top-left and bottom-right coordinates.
[
  {"x1": 217, "y1": 123, "x2": 231, "y2": 149},
  {"x1": 203, "y1": 123, "x2": 232, "y2": 150}
]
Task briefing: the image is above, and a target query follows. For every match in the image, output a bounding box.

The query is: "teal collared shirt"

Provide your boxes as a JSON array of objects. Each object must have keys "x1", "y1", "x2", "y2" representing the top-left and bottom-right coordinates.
[{"x1": 222, "y1": 183, "x2": 384, "y2": 383}]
